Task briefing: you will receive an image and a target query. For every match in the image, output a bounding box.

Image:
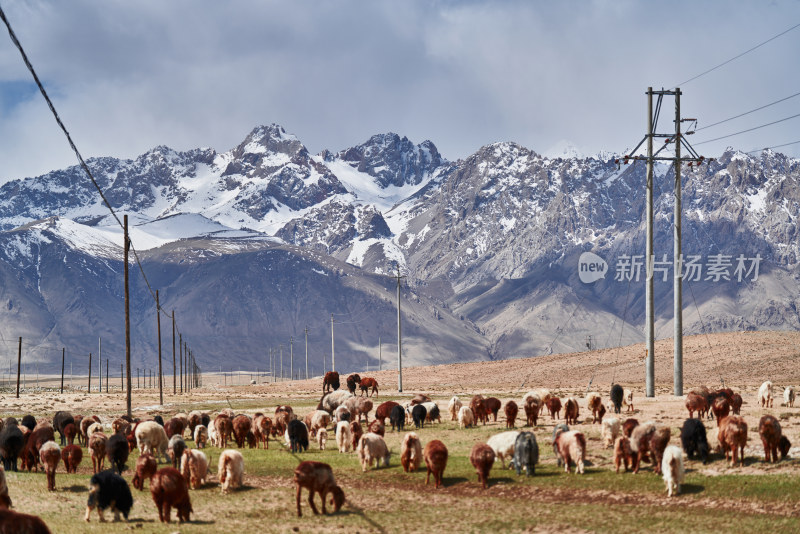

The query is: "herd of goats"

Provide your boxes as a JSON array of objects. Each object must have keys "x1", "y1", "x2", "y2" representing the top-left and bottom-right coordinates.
[{"x1": 0, "y1": 371, "x2": 793, "y2": 531}]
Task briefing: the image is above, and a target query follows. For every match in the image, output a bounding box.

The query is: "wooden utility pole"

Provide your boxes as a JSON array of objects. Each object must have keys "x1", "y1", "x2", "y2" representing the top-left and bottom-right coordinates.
[
  {"x1": 15, "y1": 337, "x2": 21, "y2": 398},
  {"x1": 121, "y1": 363, "x2": 124, "y2": 391},
  {"x1": 395, "y1": 265, "x2": 405, "y2": 392},
  {"x1": 179, "y1": 334, "x2": 183, "y2": 393},
  {"x1": 106, "y1": 359, "x2": 109, "y2": 393},
  {"x1": 280, "y1": 345, "x2": 284, "y2": 380},
  {"x1": 172, "y1": 311, "x2": 176, "y2": 394},
  {"x1": 156, "y1": 290, "x2": 163, "y2": 405},
  {"x1": 304, "y1": 326, "x2": 309, "y2": 380},
  {"x1": 60, "y1": 347, "x2": 65, "y2": 394},
  {"x1": 88, "y1": 352, "x2": 92, "y2": 393},
  {"x1": 645, "y1": 88, "x2": 655, "y2": 398},
  {"x1": 98, "y1": 337, "x2": 102, "y2": 392},
  {"x1": 290, "y1": 336, "x2": 294, "y2": 381},
  {"x1": 330, "y1": 314, "x2": 335, "y2": 372},
  {"x1": 124, "y1": 214, "x2": 132, "y2": 417},
  {"x1": 673, "y1": 89, "x2": 684, "y2": 397}
]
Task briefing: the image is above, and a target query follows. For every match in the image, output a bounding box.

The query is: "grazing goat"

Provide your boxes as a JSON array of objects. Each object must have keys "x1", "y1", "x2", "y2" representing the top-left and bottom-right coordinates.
[
  {"x1": 458, "y1": 406, "x2": 475, "y2": 429},
  {"x1": 346, "y1": 373, "x2": 361, "y2": 394},
  {"x1": 333, "y1": 406, "x2": 350, "y2": 424},
  {"x1": 164, "y1": 418, "x2": 186, "y2": 440},
  {"x1": 85, "y1": 470, "x2": 133, "y2": 522},
  {"x1": 758, "y1": 380, "x2": 773, "y2": 408},
  {"x1": 412, "y1": 405, "x2": 427, "y2": 429},
  {"x1": 487, "y1": 431, "x2": 520, "y2": 469},
  {"x1": 323, "y1": 371, "x2": 340, "y2": 392},
  {"x1": 470, "y1": 395, "x2": 487, "y2": 425},
  {"x1": 610, "y1": 385, "x2": 624, "y2": 414},
  {"x1": 0, "y1": 510, "x2": 50, "y2": 532},
  {"x1": 232, "y1": 415, "x2": 252, "y2": 448},
  {"x1": 89, "y1": 432, "x2": 108, "y2": 474},
  {"x1": 711, "y1": 396, "x2": 731, "y2": 426},
  {"x1": 448, "y1": 396, "x2": 463, "y2": 421},
  {"x1": 389, "y1": 405, "x2": 405, "y2": 432},
  {"x1": 359, "y1": 377, "x2": 379, "y2": 397},
  {"x1": 135, "y1": 421, "x2": 169, "y2": 463},
  {"x1": 622, "y1": 418, "x2": 639, "y2": 438},
  {"x1": 181, "y1": 449, "x2": 209, "y2": 489},
  {"x1": 649, "y1": 426, "x2": 672, "y2": 475},
  {"x1": 400, "y1": 432, "x2": 422, "y2": 472},
  {"x1": 758, "y1": 415, "x2": 789, "y2": 463},
  {"x1": 662, "y1": 445, "x2": 684, "y2": 497},
  {"x1": 784, "y1": 386, "x2": 795, "y2": 408},
  {"x1": 524, "y1": 399, "x2": 539, "y2": 427},
  {"x1": 106, "y1": 433, "x2": 129, "y2": 474},
  {"x1": 586, "y1": 393, "x2": 605, "y2": 423},
  {"x1": 504, "y1": 401, "x2": 518, "y2": 428},
  {"x1": 53, "y1": 411, "x2": 75, "y2": 447},
  {"x1": 133, "y1": 454, "x2": 157, "y2": 491},
  {"x1": 358, "y1": 433, "x2": 390, "y2": 472},
  {"x1": 623, "y1": 388, "x2": 634, "y2": 413},
  {"x1": 410, "y1": 394, "x2": 431, "y2": 405},
  {"x1": 252, "y1": 415, "x2": 271, "y2": 449},
  {"x1": 168, "y1": 435, "x2": 187, "y2": 469},
  {"x1": 470, "y1": 443, "x2": 495, "y2": 489},
  {"x1": 355, "y1": 398, "x2": 373, "y2": 423},
  {"x1": 422, "y1": 402, "x2": 441, "y2": 424},
  {"x1": 193, "y1": 425, "x2": 209, "y2": 449},
  {"x1": 563, "y1": 398, "x2": 579, "y2": 425},
  {"x1": 0, "y1": 424, "x2": 23, "y2": 472},
  {"x1": 680, "y1": 418, "x2": 710, "y2": 464},
  {"x1": 367, "y1": 419, "x2": 385, "y2": 437},
  {"x1": 112, "y1": 418, "x2": 131, "y2": 436},
  {"x1": 22, "y1": 425, "x2": 55, "y2": 472},
  {"x1": 685, "y1": 392, "x2": 708, "y2": 419},
  {"x1": 61, "y1": 444, "x2": 83, "y2": 474},
  {"x1": 614, "y1": 436, "x2": 634, "y2": 473},
  {"x1": 424, "y1": 440, "x2": 448, "y2": 489},
  {"x1": 511, "y1": 431, "x2": 538, "y2": 476},
  {"x1": 718, "y1": 415, "x2": 748, "y2": 467},
  {"x1": 350, "y1": 421, "x2": 363, "y2": 452},
  {"x1": 218, "y1": 450, "x2": 244, "y2": 494},
  {"x1": 317, "y1": 428, "x2": 328, "y2": 450},
  {"x1": 336, "y1": 421, "x2": 352, "y2": 453},
  {"x1": 62, "y1": 423, "x2": 77, "y2": 446},
  {"x1": 288, "y1": 420, "x2": 310, "y2": 453},
  {"x1": 39, "y1": 442, "x2": 60, "y2": 492},
  {"x1": 630, "y1": 422, "x2": 656, "y2": 474},
  {"x1": 318, "y1": 391, "x2": 353, "y2": 415},
  {"x1": 309, "y1": 410, "x2": 332, "y2": 438},
  {"x1": 214, "y1": 415, "x2": 233, "y2": 449},
  {"x1": 375, "y1": 401, "x2": 400, "y2": 424},
  {"x1": 0, "y1": 467, "x2": 10, "y2": 509},
  {"x1": 554, "y1": 429, "x2": 586, "y2": 474},
  {"x1": 730, "y1": 393, "x2": 743, "y2": 415},
  {"x1": 602, "y1": 418, "x2": 620, "y2": 449},
  {"x1": 293, "y1": 461, "x2": 345, "y2": 517},
  {"x1": 151, "y1": 467, "x2": 192, "y2": 523},
  {"x1": 483, "y1": 398, "x2": 502, "y2": 422},
  {"x1": 546, "y1": 397, "x2": 562, "y2": 420}
]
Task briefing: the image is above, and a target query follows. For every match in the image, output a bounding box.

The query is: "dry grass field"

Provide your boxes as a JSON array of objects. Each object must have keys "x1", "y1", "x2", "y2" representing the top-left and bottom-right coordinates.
[{"x1": 3, "y1": 330, "x2": 800, "y2": 533}]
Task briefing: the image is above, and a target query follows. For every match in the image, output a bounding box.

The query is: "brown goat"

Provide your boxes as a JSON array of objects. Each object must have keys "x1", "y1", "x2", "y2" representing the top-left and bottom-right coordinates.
[
  {"x1": 214, "y1": 415, "x2": 233, "y2": 448},
  {"x1": 614, "y1": 436, "x2": 634, "y2": 473},
  {"x1": 400, "y1": 432, "x2": 422, "y2": 473},
  {"x1": 504, "y1": 401, "x2": 518, "y2": 428},
  {"x1": 150, "y1": 467, "x2": 192, "y2": 523},
  {"x1": 758, "y1": 415, "x2": 787, "y2": 463},
  {"x1": 359, "y1": 377, "x2": 379, "y2": 397},
  {"x1": 684, "y1": 392, "x2": 708, "y2": 419},
  {"x1": 731, "y1": 393, "x2": 743, "y2": 415},
  {"x1": 293, "y1": 461, "x2": 344, "y2": 517},
  {"x1": 367, "y1": 419, "x2": 385, "y2": 437},
  {"x1": 375, "y1": 401, "x2": 400, "y2": 424},
  {"x1": 469, "y1": 443, "x2": 495, "y2": 489},
  {"x1": 164, "y1": 418, "x2": 186, "y2": 440},
  {"x1": 564, "y1": 398, "x2": 579, "y2": 425},
  {"x1": 231, "y1": 415, "x2": 252, "y2": 448},
  {"x1": 524, "y1": 399, "x2": 539, "y2": 427},
  {"x1": 350, "y1": 421, "x2": 363, "y2": 451},
  {"x1": 718, "y1": 415, "x2": 748, "y2": 467},
  {"x1": 61, "y1": 444, "x2": 83, "y2": 474},
  {"x1": 483, "y1": 398, "x2": 502, "y2": 422},
  {"x1": 622, "y1": 418, "x2": 639, "y2": 438},
  {"x1": 470, "y1": 395, "x2": 487, "y2": 425},
  {"x1": 712, "y1": 396, "x2": 731, "y2": 427},
  {"x1": 62, "y1": 423, "x2": 77, "y2": 446},
  {"x1": 39, "y1": 442, "x2": 60, "y2": 492},
  {"x1": 0, "y1": 510, "x2": 51, "y2": 533},
  {"x1": 546, "y1": 397, "x2": 562, "y2": 420},
  {"x1": 252, "y1": 415, "x2": 272, "y2": 449},
  {"x1": 133, "y1": 453, "x2": 158, "y2": 491},
  {"x1": 424, "y1": 440, "x2": 448, "y2": 489},
  {"x1": 630, "y1": 423, "x2": 656, "y2": 474},
  {"x1": 88, "y1": 432, "x2": 107, "y2": 474},
  {"x1": 649, "y1": 426, "x2": 672, "y2": 475}
]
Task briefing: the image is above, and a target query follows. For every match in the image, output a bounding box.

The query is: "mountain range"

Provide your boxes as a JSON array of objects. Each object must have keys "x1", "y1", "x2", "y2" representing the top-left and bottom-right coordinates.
[{"x1": 1, "y1": 124, "x2": 798, "y2": 376}]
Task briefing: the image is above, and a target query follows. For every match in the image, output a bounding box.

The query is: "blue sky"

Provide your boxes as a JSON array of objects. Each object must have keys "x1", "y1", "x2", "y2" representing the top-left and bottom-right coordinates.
[{"x1": 0, "y1": 0, "x2": 799, "y2": 183}]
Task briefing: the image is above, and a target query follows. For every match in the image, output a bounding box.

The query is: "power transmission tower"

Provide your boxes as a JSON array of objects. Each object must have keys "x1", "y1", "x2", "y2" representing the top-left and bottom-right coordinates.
[
  {"x1": 617, "y1": 87, "x2": 709, "y2": 397},
  {"x1": 393, "y1": 264, "x2": 406, "y2": 392}
]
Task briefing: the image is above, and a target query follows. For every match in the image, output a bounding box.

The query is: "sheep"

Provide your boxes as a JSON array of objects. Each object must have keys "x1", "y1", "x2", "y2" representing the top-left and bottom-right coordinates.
[
  {"x1": 421, "y1": 401, "x2": 441, "y2": 423},
  {"x1": 504, "y1": 401, "x2": 518, "y2": 428},
  {"x1": 85, "y1": 470, "x2": 133, "y2": 522},
  {"x1": 661, "y1": 445, "x2": 685, "y2": 497},
  {"x1": 61, "y1": 444, "x2": 83, "y2": 474},
  {"x1": 0, "y1": 466, "x2": 10, "y2": 509},
  {"x1": 368, "y1": 419, "x2": 385, "y2": 437},
  {"x1": 350, "y1": 421, "x2": 363, "y2": 452},
  {"x1": 758, "y1": 414, "x2": 788, "y2": 463},
  {"x1": 511, "y1": 431, "x2": 538, "y2": 476},
  {"x1": 336, "y1": 421, "x2": 352, "y2": 453},
  {"x1": 213, "y1": 415, "x2": 233, "y2": 448},
  {"x1": 193, "y1": 425, "x2": 208, "y2": 449},
  {"x1": 424, "y1": 440, "x2": 448, "y2": 489},
  {"x1": 181, "y1": 449, "x2": 209, "y2": 489},
  {"x1": 135, "y1": 421, "x2": 169, "y2": 463},
  {"x1": 293, "y1": 461, "x2": 345, "y2": 517},
  {"x1": 288, "y1": 420, "x2": 310, "y2": 453},
  {"x1": 546, "y1": 397, "x2": 562, "y2": 420},
  {"x1": 487, "y1": 430, "x2": 520, "y2": 469},
  {"x1": 318, "y1": 390, "x2": 352, "y2": 413},
  {"x1": 375, "y1": 401, "x2": 400, "y2": 423},
  {"x1": 784, "y1": 386, "x2": 795, "y2": 408},
  {"x1": 470, "y1": 395, "x2": 487, "y2": 425},
  {"x1": 470, "y1": 443, "x2": 495, "y2": 489},
  {"x1": 711, "y1": 396, "x2": 731, "y2": 426},
  {"x1": 133, "y1": 453, "x2": 158, "y2": 491},
  {"x1": 89, "y1": 432, "x2": 108, "y2": 474},
  {"x1": 317, "y1": 428, "x2": 328, "y2": 450},
  {"x1": 106, "y1": 433, "x2": 129, "y2": 475},
  {"x1": 358, "y1": 433, "x2": 390, "y2": 471},
  {"x1": 412, "y1": 404, "x2": 427, "y2": 429},
  {"x1": 602, "y1": 418, "x2": 620, "y2": 449},
  {"x1": 448, "y1": 396, "x2": 463, "y2": 421},
  {"x1": 563, "y1": 398, "x2": 579, "y2": 425},
  {"x1": 622, "y1": 418, "x2": 639, "y2": 438},
  {"x1": 231, "y1": 415, "x2": 252, "y2": 448},
  {"x1": 0, "y1": 510, "x2": 50, "y2": 532},
  {"x1": 554, "y1": 429, "x2": 586, "y2": 474},
  {"x1": 757, "y1": 380, "x2": 773, "y2": 408},
  {"x1": 524, "y1": 399, "x2": 540, "y2": 427},
  {"x1": 610, "y1": 385, "x2": 624, "y2": 414},
  {"x1": 680, "y1": 418, "x2": 709, "y2": 464},
  {"x1": 718, "y1": 415, "x2": 747, "y2": 467},
  {"x1": 0, "y1": 424, "x2": 23, "y2": 472},
  {"x1": 649, "y1": 426, "x2": 672, "y2": 475},
  {"x1": 252, "y1": 415, "x2": 271, "y2": 449},
  {"x1": 218, "y1": 450, "x2": 244, "y2": 494},
  {"x1": 629, "y1": 422, "x2": 656, "y2": 474},
  {"x1": 623, "y1": 388, "x2": 634, "y2": 413},
  {"x1": 150, "y1": 467, "x2": 192, "y2": 523},
  {"x1": 614, "y1": 436, "x2": 634, "y2": 473},
  {"x1": 458, "y1": 406, "x2": 475, "y2": 429},
  {"x1": 309, "y1": 410, "x2": 332, "y2": 437},
  {"x1": 39, "y1": 441, "x2": 60, "y2": 492},
  {"x1": 400, "y1": 432, "x2": 422, "y2": 473}
]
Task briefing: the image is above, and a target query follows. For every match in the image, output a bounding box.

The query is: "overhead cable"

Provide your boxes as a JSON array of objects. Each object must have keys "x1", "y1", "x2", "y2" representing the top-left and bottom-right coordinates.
[{"x1": 695, "y1": 91, "x2": 800, "y2": 131}]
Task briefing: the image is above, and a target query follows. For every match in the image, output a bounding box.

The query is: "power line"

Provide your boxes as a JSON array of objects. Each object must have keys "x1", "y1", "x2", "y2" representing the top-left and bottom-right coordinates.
[
  {"x1": 695, "y1": 90, "x2": 800, "y2": 132},
  {"x1": 694, "y1": 112, "x2": 800, "y2": 146},
  {"x1": 675, "y1": 21, "x2": 800, "y2": 87},
  {"x1": 746, "y1": 139, "x2": 800, "y2": 155}
]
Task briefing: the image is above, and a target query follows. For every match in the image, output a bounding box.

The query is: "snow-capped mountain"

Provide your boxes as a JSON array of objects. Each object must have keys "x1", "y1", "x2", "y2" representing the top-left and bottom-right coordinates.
[{"x1": 1, "y1": 124, "x2": 798, "y2": 371}]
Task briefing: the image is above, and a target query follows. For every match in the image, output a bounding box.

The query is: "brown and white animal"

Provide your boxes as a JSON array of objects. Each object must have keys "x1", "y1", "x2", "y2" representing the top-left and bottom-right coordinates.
[
  {"x1": 61, "y1": 444, "x2": 83, "y2": 474},
  {"x1": 470, "y1": 395, "x2": 487, "y2": 425},
  {"x1": 586, "y1": 393, "x2": 604, "y2": 423},
  {"x1": 400, "y1": 432, "x2": 422, "y2": 472},
  {"x1": 180, "y1": 449, "x2": 209, "y2": 489},
  {"x1": 213, "y1": 415, "x2": 233, "y2": 448},
  {"x1": 685, "y1": 392, "x2": 708, "y2": 419},
  {"x1": 564, "y1": 398, "x2": 579, "y2": 425},
  {"x1": 448, "y1": 396, "x2": 462, "y2": 421},
  {"x1": 293, "y1": 461, "x2": 345, "y2": 517},
  {"x1": 784, "y1": 386, "x2": 795, "y2": 408},
  {"x1": 133, "y1": 453, "x2": 158, "y2": 491},
  {"x1": 718, "y1": 415, "x2": 748, "y2": 467},
  {"x1": 317, "y1": 428, "x2": 328, "y2": 450},
  {"x1": 470, "y1": 443, "x2": 495, "y2": 489},
  {"x1": 355, "y1": 398, "x2": 373, "y2": 423},
  {"x1": 39, "y1": 441, "x2": 60, "y2": 491},
  {"x1": 649, "y1": 425, "x2": 672, "y2": 475},
  {"x1": 545, "y1": 397, "x2": 562, "y2": 420},
  {"x1": 458, "y1": 406, "x2": 474, "y2": 429},
  {"x1": 88, "y1": 432, "x2": 108, "y2": 474},
  {"x1": 711, "y1": 396, "x2": 731, "y2": 427},
  {"x1": 623, "y1": 388, "x2": 634, "y2": 413},
  {"x1": 614, "y1": 436, "x2": 634, "y2": 473},
  {"x1": 661, "y1": 445, "x2": 684, "y2": 497},
  {"x1": 193, "y1": 425, "x2": 208, "y2": 449},
  {"x1": 218, "y1": 450, "x2": 244, "y2": 494},
  {"x1": 524, "y1": 399, "x2": 539, "y2": 427},
  {"x1": 602, "y1": 418, "x2": 620, "y2": 449},
  {"x1": 758, "y1": 414, "x2": 790, "y2": 463},
  {"x1": 486, "y1": 430, "x2": 520, "y2": 469},
  {"x1": 423, "y1": 440, "x2": 448, "y2": 489},
  {"x1": 758, "y1": 380, "x2": 773, "y2": 408},
  {"x1": 310, "y1": 410, "x2": 332, "y2": 437},
  {"x1": 252, "y1": 415, "x2": 271, "y2": 449},
  {"x1": 135, "y1": 421, "x2": 170, "y2": 463},
  {"x1": 504, "y1": 401, "x2": 518, "y2": 428},
  {"x1": 554, "y1": 429, "x2": 586, "y2": 474},
  {"x1": 150, "y1": 467, "x2": 192, "y2": 523},
  {"x1": 357, "y1": 433, "x2": 390, "y2": 472},
  {"x1": 629, "y1": 422, "x2": 656, "y2": 474},
  {"x1": 350, "y1": 421, "x2": 363, "y2": 452},
  {"x1": 336, "y1": 421, "x2": 352, "y2": 453},
  {"x1": 367, "y1": 419, "x2": 385, "y2": 437}
]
